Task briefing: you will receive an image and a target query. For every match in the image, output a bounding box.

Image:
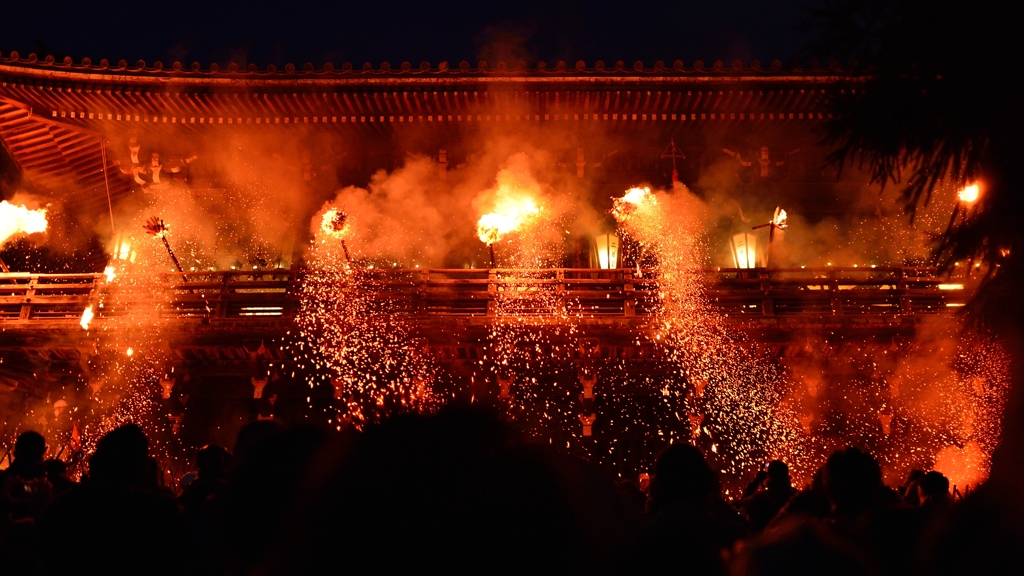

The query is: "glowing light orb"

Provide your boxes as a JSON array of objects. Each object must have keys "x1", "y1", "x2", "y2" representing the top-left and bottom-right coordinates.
[{"x1": 958, "y1": 184, "x2": 980, "y2": 204}]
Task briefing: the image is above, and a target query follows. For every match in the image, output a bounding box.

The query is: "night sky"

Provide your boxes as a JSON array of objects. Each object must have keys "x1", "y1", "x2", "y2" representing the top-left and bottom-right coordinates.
[{"x1": 1, "y1": 0, "x2": 817, "y2": 68}]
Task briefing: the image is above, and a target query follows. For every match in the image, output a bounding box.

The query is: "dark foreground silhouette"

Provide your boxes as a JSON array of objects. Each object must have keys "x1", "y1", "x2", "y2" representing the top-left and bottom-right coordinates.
[{"x1": 1, "y1": 410, "x2": 1021, "y2": 575}]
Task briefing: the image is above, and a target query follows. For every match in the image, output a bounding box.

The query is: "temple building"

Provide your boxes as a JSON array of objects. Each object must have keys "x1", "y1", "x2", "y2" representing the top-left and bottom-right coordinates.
[{"x1": 0, "y1": 52, "x2": 987, "y2": 484}]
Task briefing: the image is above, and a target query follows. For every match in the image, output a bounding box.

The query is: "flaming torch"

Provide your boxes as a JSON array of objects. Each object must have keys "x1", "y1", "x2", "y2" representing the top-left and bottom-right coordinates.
[
  {"x1": 0, "y1": 201, "x2": 49, "y2": 272},
  {"x1": 476, "y1": 197, "x2": 541, "y2": 267},
  {"x1": 320, "y1": 208, "x2": 352, "y2": 264},
  {"x1": 611, "y1": 187, "x2": 653, "y2": 221},
  {"x1": 751, "y1": 206, "x2": 787, "y2": 267},
  {"x1": 143, "y1": 216, "x2": 188, "y2": 282}
]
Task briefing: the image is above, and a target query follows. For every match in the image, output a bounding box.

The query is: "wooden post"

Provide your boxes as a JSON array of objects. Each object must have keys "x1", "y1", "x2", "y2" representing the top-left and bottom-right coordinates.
[
  {"x1": 623, "y1": 270, "x2": 636, "y2": 317},
  {"x1": 217, "y1": 272, "x2": 230, "y2": 319},
  {"x1": 486, "y1": 269, "x2": 497, "y2": 317},
  {"x1": 760, "y1": 269, "x2": 774, "y2": 316},
  {"x1": 19, "y1": 276, "x2": 37, "y2": 320},
  {"x1": 896, "y1": 267, "x2": 911, "y2": 315},
  {"x1": 829, "y1": 270, "x2": 843, "y2": 316}
]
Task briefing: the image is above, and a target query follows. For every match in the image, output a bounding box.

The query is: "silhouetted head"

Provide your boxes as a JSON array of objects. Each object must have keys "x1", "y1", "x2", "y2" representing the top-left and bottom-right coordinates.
[
  {"x1": 765, "y1": 460, "x2": 793, "y2": 493},
  {"x1": 261, "y1": 407, "x2": 611, "y2": 574},
  {"x1": 232, "y1": 420, "x2": 286, "y2": 464},
  {"x1": 649, "y1": 443, "x2": 720, "y2": 512},
  {"x1": 918, "y1": 471, "x2": 950, "y2": 505},
  {"x1": 43, "y1": 458, "x2": 68, "y2": 478},
  {"x1": 89, "y1": 424, "x2": 150, "y2": 487},
  {"x1": 14, "y1": 431, "x2": 46, "y2": 465},
  {"x1": 767, "y1": 460, "x2": 789, "y2": 479},
  {"x1": 822, "y1": 447, "x2": 882, "y2": 518},
  {"x1": 196, "y1": 445, "x2": 230, "y2": 479}
]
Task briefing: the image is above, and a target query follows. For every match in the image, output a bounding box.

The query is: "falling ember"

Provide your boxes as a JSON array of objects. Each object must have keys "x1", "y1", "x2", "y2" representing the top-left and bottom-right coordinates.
[
  {"x1": 320, "y1": 208, "x2": 350, "y2": 238},
  {"x1": 476, "y1": 197, "x2": 541, "y2": 245},
  {"x1": 126, "y1": 347, "x2": 134, "y2": 357},
  {"x1": 958, "y1": 183, "x2": 980, "y2": 204},
  {"x1": 0, "y1": 201, "x2": 48, "y2": 245},
  {"x1": 610, "y1": 186, "x2": 653, "y2": 220},
  {"x1": 104, "y1": 265, "x2": 117, "y2": 283},
  {"x1": 79, "y1": 305, "x2": 94, "y2": 330}
]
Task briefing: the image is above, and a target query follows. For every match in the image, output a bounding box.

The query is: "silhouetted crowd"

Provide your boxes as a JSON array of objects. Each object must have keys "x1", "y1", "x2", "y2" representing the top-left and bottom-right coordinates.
[{"x1": 0, "y1": 409, "x2": 1014, "y2": 575}]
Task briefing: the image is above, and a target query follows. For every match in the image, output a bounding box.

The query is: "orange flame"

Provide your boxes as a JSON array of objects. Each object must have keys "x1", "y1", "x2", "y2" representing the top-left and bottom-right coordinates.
[
  {"x1": 958, "y1": 183, "x2": 980, "y2": 204},
  {"x1": 79, "y1": 305, "x2": 94, "y2": 330},
  {"x1": 611, "y1": 187, "x2": 653, "y2": 220},
  {"x1": 0, "y1": 201, "x2": 48, "y2": 245},
  {"x1": 773, "y1": 207, "x2": 788, "y2": 229},
  {"x1": 476, "y1": 196, "x2": 540, "y2": 245}
]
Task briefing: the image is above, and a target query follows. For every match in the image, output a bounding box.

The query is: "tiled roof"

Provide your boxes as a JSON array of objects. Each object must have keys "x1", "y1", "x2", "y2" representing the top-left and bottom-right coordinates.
[
  {"x1": 0, "y1": 54, "x2": 863, "y2": 218},
  {"x1": 1, "y1": 52, "x2": 857, "y2": 81}
]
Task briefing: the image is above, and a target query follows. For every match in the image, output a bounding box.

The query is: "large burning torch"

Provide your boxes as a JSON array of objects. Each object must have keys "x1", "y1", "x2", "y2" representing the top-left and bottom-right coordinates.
[
  {"x1": 751, "y1": 206, "x2": 787, "y2": 267},
  {"x1": 0, "y1": 201, "x2": 49, "y2": 273},
  {"x1": 143, "y1": 216, "x2": 188, "y2": 281},
  {"x1": 610, "y1": 187, "x2": 653, "y2": 222},
  {"x1": 320, "y1": 208, "x2": 352, "y2": 264},
  {"x1": 476, "y1": 197, "x2": 541, "y2": 268}
]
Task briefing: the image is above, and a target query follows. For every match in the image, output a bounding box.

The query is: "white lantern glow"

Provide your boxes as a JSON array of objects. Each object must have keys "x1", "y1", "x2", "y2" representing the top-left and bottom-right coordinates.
[
  {"x1": 730, "y1": 232, "x2": 757, "y2": 269},
  {"x1": 594, "y1": 233, "x2": 619, "y2": 269}
]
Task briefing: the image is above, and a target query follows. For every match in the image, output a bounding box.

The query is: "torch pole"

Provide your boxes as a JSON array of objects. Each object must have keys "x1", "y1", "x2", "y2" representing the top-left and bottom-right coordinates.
[
  {"x1": 489, "y1": 244, "x2": 496, "y2": 268},
  {"x1": 161, "y1": 236, "x2": 188, "y2": 283},
  {"x1": 161, "y1": 235, "x2": 210, "y2": 314},
  {"x1": 341, "y1": 240, "x2": 352, "y2": 264}
]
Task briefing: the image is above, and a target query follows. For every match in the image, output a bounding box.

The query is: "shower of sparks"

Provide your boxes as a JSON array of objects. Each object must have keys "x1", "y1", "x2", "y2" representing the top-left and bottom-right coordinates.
[
  {"x1": 1, "y1": 144, "x2": 1010, "y2": 493},
  {"x1": 292, "y1": 210, "x2": 436, "y2": 429},
  {"x1": 484, "y1": 200, "x2": 580, "y2": 438},
  {"x1": 778, "y1": 331, "x2": 1010, "y2": 489},
  {"x1": 611, "y1": 185, "x2": 797, "y2": 479}
]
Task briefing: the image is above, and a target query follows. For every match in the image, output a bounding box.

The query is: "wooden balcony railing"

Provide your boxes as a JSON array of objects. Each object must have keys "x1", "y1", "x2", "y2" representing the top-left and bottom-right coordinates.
[{"x1": 0, "y1": 267, "x2": 969, "y2": 325}]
